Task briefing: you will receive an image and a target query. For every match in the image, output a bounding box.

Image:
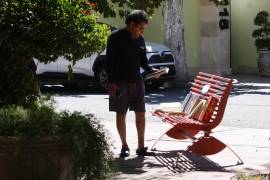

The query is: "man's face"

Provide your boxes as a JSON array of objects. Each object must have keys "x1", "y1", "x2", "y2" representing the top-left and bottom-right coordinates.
[{"x1": 129, "y1": 22, "x2": 148, "y2": 38}]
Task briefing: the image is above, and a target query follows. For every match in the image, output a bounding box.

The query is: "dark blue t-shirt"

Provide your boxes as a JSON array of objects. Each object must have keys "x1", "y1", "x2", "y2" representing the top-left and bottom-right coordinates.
[{"x1": 105, "y1": 28, "x2": 153, "y2": 83}]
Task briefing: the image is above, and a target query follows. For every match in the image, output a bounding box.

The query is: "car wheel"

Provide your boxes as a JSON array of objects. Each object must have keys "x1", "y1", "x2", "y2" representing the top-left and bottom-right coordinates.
[
  {"x1": 96, "y1": 65, "x2": 108, "y2": 90},
  {"x1": 62, "y1": 81, "x2": 89, "y2": 89},
  {"x1": 145, "y1": 81, "x2": 164, "y2": 90}
]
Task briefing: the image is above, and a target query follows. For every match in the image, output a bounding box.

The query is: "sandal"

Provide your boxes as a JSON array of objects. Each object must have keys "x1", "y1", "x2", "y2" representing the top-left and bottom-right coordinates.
[
  {"x1": 136, "y1": 147, "x2": 155, "y2": 156},
  {"x1": 119, "y1": 146, "x2": 130, "y2": 157}
]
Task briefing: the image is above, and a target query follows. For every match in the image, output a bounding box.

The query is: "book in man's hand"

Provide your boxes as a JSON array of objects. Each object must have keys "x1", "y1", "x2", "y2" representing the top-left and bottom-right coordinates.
[{"x1": 145, "y1": 67, "x2": 169, "y2": 80}]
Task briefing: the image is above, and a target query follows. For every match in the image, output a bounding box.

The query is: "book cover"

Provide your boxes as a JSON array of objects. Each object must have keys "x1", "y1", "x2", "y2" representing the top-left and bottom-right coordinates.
[{"x1": 198, "y1": 96, "x2": 219, "y2": 123}]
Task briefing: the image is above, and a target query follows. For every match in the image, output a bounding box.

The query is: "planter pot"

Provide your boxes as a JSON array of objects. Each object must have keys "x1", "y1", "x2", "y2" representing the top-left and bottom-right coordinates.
[
  {"x1": 257, "y1": 51, "x2": 270, "y2": 76},
  {"x1": 0, "y1": 137, "x2": 74, "y2": 180}
]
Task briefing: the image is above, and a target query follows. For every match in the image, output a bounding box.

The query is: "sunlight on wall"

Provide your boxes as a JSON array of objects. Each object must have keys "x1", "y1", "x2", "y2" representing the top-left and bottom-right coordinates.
[{"x1": 231, "y1": 0, "x2": 270, "y2": 74}]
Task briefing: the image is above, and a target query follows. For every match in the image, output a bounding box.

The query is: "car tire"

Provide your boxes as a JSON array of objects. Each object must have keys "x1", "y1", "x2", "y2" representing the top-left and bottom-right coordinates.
[
  {"x1": 96, "y1": 65, "x2": 108, "y2": 91},
  {"x1": 145, "y1": 81, "x2": 164, "y2": 90}
]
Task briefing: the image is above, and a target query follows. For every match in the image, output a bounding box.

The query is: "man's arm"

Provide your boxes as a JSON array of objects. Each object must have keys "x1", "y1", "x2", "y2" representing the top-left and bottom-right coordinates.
[
  {"x1": 105, "y1": 35, "x2": 116, "y2": 83},
  {"x1": 139, "y1": 37, "x2": 154, "y2": 73},
  {"x1": 105, "y1": 34, "x2": 119, "y2": 97}
]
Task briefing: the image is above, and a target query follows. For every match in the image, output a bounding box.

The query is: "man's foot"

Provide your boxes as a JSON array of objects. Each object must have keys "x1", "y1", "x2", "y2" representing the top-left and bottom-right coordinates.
[
  {"x1": 136, "y1": 147, "x2": 155, "y2": 156},
  {"x1": 119, "y1": 146, "x2": 130, "y2": 157}
]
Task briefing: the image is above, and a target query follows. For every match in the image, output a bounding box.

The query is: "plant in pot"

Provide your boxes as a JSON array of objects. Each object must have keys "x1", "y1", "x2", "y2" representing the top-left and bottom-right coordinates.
[
  {"x1": 0, "y1": 97, "x2": 115, "y2": 180},
  {"x1": 252, "y1": 11, "x2": 270, "y2": 76}
]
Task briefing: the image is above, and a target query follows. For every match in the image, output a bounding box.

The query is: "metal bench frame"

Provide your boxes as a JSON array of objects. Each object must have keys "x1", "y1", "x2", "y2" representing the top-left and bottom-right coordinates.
[{"x1": 151, "y1": 72, "x2": 243, "y2": 165}]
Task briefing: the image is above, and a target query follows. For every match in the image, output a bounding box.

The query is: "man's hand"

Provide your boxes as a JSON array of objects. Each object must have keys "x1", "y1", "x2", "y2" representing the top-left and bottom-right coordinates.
[
  {"x1": 151, "y1": 68, "x2": 161, "y2": 79},
  {"x1": 152, "y1": 68, "x2": 159, "y2": 72},
  {"x1": 108, "y1": 83, "x2": 119, "y2": 97}
]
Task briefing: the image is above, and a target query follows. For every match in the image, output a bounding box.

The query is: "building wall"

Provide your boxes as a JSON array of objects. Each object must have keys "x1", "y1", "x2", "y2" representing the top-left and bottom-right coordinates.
[{"x1": 231, "y1": 0, "x2": 270, "y2": 74}]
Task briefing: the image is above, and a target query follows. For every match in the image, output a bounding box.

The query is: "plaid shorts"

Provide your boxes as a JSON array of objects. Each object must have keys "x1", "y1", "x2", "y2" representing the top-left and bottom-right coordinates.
[{"x1": 109, "y1": 80, "x2": 145, "y2": 114}]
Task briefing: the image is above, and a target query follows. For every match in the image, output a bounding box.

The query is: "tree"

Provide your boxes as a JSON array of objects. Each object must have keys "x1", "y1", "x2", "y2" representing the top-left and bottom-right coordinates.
[
  {"x1": 162, "y1": 0, "x2": 225, "y2": 83},
  {"x1": 163, "y1": 0, "x2": 187, "y2": 83},
  {"x1": 0, "y1": 0, "x2": 110, "y2": 106}
]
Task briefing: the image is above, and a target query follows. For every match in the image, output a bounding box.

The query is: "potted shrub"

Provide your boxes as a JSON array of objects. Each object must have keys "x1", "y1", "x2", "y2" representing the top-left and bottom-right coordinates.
[
  {"x1": 0, "y1": 97, "x2": 115, "y2": 180},
  {"x1": 252, "y1": 11, "x2": 270, "y2": 76}
]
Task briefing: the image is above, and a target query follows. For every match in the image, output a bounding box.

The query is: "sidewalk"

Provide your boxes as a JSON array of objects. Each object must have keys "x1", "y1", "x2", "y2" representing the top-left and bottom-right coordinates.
[
  {"x1": 104, "y1": 123, "x2": 270, "y2": 180},
  {"x1": 102, "y1": 74, "x2": 270, "y2": 180}
]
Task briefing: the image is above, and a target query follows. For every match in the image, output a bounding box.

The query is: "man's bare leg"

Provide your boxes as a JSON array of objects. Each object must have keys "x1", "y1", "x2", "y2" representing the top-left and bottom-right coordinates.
[
  {"x1": 116, "y1": 113, "x2": 128, "y2": 148},
  {"x1": 135, "y1": 112, "x2": 145, "y2": 149}
]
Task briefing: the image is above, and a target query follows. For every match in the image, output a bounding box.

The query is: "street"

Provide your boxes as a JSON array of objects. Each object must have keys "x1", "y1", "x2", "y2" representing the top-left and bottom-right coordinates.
[{"x1": 41, "y1": 76, "x2": 270, "y2": 129}]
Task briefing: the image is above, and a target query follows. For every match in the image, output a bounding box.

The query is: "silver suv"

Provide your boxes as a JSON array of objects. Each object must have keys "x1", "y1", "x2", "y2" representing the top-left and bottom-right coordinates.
[{"x1": 35, "y1": 41, "x2": 176, "y2": 90}]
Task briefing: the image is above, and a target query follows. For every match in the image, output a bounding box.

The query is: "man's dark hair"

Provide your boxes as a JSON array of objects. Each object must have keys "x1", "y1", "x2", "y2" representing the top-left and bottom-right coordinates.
[{"x1": 125, "y1": 10, "x2": 148, "y2": 25}]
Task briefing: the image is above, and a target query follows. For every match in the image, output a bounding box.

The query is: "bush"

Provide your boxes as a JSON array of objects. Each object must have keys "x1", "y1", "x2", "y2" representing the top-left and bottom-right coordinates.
[
  {"x1": 0, "y1": 98, "x2": 114, "y2": 180},
  {"x1": 252, "y1": 11, "x2": 270, "y2": 51}
]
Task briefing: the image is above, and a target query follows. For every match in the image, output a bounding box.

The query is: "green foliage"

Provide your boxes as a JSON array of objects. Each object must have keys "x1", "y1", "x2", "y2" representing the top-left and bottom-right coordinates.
[
  {"x1": 209, "y1": 0, "x2": 229, "y2": 6},
  {"x1": 233, "y1": 172, "x2": 270, "y2": 180},
  {"x1": 0, "y1": 98, "x2": 114, "y2": 180},
  {"x1": 252, "y1": 11, "x2": 270, "y2": 51},
  {"x1": 0, "y1": 0, "x2": 110, "y2": 63},
  {"x1": 111, "y1": 0, "x2": 164, "y2": 17},
  {"x1": 0, "y1": 0, "x2": 110, "y2": 106}
]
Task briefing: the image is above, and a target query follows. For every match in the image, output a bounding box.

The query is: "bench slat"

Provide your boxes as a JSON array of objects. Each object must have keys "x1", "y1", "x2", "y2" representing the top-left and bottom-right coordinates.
[
  {"x1": 196, "y1": 76, "x2": 229, "y2": 87},
  {"x1": 198, "y1": 72, "x2": 232, "y2": 82},
  {"x1": 190, "y1": 87, "x2": 222, "y2": 99},
  {"x1": 194, "y1": 79, "x2": 226, "y2": 91},
  {"x1": 191, "y1": 83, "x2": 224, "y2": 95}
]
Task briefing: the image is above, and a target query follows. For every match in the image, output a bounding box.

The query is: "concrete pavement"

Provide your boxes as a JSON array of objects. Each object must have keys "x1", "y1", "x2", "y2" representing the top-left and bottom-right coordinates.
[{"x1": 52, "y1": 74, "x2": 270, "y2": 179}]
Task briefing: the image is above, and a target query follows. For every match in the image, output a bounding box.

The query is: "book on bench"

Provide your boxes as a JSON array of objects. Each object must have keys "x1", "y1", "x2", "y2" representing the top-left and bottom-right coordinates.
[{"x1": 154, "y1": 93, "x2": 204, "y2": 116}]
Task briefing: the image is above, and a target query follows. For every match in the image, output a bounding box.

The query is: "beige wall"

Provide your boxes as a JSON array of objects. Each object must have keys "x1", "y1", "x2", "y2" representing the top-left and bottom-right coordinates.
[{"x1": 231, "y1": 0, "x2": 270, "y2": 74}]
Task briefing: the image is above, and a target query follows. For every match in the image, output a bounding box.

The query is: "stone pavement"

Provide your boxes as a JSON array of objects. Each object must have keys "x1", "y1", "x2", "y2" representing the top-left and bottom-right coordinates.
[{"x1": 103, "y1": 122, "x2": 270, "y2": 180}]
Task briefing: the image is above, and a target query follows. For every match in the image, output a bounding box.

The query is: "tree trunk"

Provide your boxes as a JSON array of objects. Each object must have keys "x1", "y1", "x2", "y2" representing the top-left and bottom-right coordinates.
[
  {"x1": 0, "y1": 51, "x2": 40, "y2": 107},
  {"x1": 163, "y1": 0, "x2": 188, "y2": 84}
]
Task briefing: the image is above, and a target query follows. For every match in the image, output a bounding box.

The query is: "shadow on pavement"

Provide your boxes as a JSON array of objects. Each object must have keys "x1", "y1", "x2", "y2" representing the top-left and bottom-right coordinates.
[
  {"x1": 154, "y1": 150, "x2": 229, "y2": 173},
  {"x1": 115, "y1": 155, "x2": 164, "y2": 174},
  {"x1": 115, "y1": 150, "x2": 232, "y2": 176},
  {"x1": 231, "y1": 84, "x2": 270, "y2": 96},
  {"x1": 40, "y1": 84, "x2": 106, "y2": 97},
  {"x1": 145, "y1": 87, "x2": 188, "y2": 105}
]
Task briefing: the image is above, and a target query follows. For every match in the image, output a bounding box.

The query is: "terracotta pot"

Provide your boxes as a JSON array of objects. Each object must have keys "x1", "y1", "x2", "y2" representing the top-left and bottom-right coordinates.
[{"x1": 0, "y1": 137, "x2": 74, "y2": 180}]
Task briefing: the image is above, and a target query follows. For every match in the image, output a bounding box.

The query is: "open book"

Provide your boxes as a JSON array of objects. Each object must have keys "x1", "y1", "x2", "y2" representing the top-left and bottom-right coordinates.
[{"x1": 145, "y1": 67, "x2": 169, "y2": 80}]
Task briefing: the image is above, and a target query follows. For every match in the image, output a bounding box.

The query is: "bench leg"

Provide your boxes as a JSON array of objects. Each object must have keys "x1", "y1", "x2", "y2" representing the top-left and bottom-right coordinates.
[
  {"x1": 187, "y1": 136, "x2": 244, "y2": 165},
  {"x1": 151, "y1": 132, "x2": 167, "y2": 151},
  {"x1": 225, "y1": 143, "x2": 244, "y2": 165}
]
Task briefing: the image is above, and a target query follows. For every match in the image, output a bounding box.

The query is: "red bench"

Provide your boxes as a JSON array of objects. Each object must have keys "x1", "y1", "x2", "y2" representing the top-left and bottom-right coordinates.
[{"x1": 152, "y1": 72, "x2": 243, "y2": 164}]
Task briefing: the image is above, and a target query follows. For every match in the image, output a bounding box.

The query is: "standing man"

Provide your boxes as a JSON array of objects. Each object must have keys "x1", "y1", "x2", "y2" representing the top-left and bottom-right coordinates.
[{"x1": 106, "y1": 10, "x2": 156, "y2": 157}]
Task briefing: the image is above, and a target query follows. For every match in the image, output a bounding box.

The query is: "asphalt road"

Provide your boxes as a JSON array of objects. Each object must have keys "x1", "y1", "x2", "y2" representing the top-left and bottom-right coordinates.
[{"x1": 41, "y1": 77, "x2": 270, "y2": 129}]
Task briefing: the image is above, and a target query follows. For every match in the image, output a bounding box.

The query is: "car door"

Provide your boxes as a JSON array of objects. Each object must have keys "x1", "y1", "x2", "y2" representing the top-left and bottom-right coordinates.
[
  {"x1": 72, "y1": 54, "x2": 98, "y2": 77},
  {"x1": 57, "y1": 54, "x2": 97, "y2": 77},
  {"x1": 34, "y1": 58, "x2": 58, "y2": 75}
]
